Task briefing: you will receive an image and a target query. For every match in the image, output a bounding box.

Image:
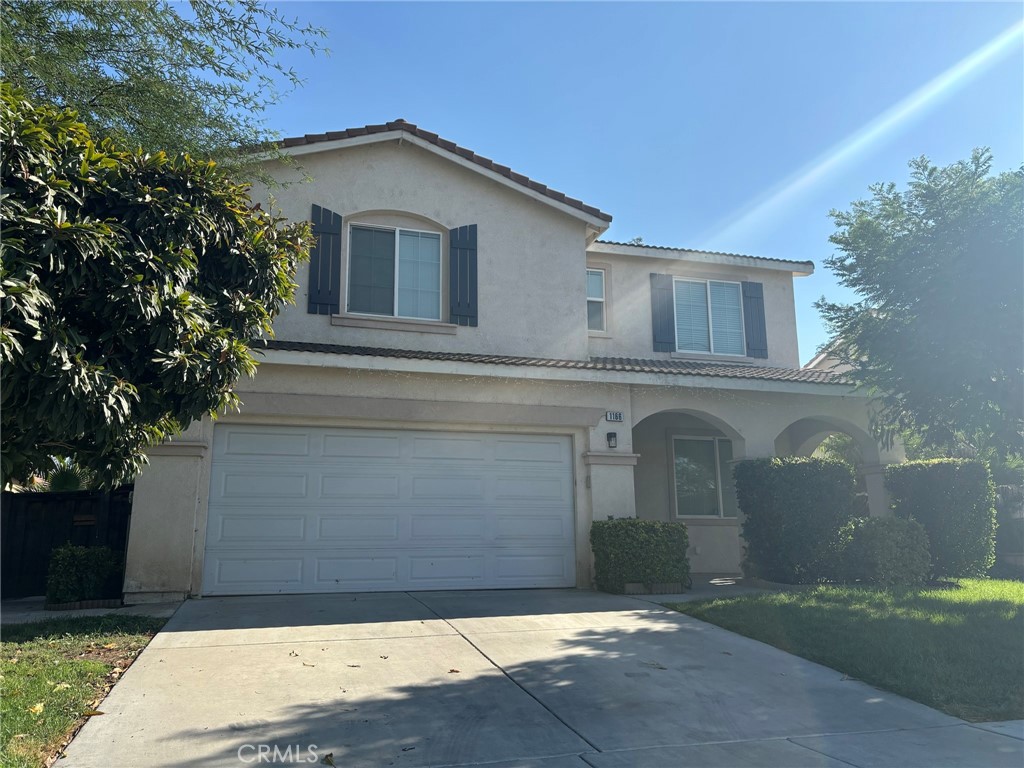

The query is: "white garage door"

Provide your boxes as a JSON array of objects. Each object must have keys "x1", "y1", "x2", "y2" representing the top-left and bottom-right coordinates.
[{"x1": 202, "y1": 425, "x2": 576, "y2": 595}]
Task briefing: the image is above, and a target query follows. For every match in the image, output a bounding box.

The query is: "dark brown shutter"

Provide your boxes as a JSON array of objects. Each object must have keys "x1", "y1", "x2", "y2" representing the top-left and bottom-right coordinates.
[
  {"x1": 449, "y1": 225, "x2": 478, "y2": 326},
  {"x1": 651, "y1": 273, "x2": 676, "y2": 352},
  {"x1": 742, "y1": 281, "x2": 768, "y2": 358},
  {"x1": 307, "y1": 205, "x2": 342, "y2": 315}
]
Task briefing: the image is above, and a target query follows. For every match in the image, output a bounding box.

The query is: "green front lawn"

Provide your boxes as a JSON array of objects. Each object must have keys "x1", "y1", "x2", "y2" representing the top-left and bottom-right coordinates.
[
  {"x1": 671, "y1": 579, "x2": 1024, "y2": 722},
  {"x1": 1, "y1": 615, "x2": 166, "y2": 768}
]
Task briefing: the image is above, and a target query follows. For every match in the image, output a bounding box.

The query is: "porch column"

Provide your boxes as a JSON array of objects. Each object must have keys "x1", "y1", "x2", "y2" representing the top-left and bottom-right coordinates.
[
  {"x1": 584, "y1": 453, "x2": 639, "y2": 520},
  {"x1": 734, "y1": 431, "x2": 777, "y2": 460},
  {"x1": 860, "y1": 464, "x2": 891, "y2": 518}
]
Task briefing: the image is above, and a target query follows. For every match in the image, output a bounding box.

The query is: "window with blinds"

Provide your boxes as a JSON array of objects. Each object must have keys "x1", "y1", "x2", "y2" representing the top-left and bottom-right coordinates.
[{"x1": 673, "y1": 278, "x2": 746, "y2": 356}]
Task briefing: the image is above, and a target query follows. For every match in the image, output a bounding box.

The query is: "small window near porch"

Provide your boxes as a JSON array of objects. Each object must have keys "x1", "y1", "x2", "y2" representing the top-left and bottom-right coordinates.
[{"x1": 672, "y1": 437, "x2": 738, "y2": 518}]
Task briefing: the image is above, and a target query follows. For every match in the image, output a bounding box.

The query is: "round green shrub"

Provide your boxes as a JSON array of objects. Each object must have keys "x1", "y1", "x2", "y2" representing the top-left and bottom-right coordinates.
[
  {"x1": 590, "y1": 519, "x2": 689, "y2": 594},
  {"x1": 842, "y1": 517, "x2": 931, "y2": 588},
  {"x1": 885, "y1": 459, "x2": 996, "y2": 578},
  {"x1": 734, "y1": 457, "x2": 857, "y2": 584},
  {"x1": 46, "y1": 544, "x2": 123, "y2": 604}
]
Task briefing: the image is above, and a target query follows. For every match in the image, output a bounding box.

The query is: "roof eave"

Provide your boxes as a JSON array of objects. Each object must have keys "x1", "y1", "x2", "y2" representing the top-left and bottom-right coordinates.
[
  {"x1": 258, "y1": 348, "x2": 856, "y2": 395},
  {"x1": 588, "y1": 241, "x2": 814, "y2": 276}
]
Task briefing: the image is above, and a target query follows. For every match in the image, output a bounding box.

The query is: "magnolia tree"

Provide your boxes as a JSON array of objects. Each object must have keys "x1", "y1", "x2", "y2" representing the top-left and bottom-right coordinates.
[{"x1": 0, "y1": 86, "x2": 310, "y2": 486}]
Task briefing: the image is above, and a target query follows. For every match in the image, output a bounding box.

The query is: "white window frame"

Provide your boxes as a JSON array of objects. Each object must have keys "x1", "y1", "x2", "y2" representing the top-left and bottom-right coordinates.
[
  {"x1": 672, "y1": 278, "x2": 746, "y2": 356},
  {"x1": 669, "y1": 435, "x2": 735, "y2": 519},
  {"x1": 586, "y1": 267, "x2": 606, "y2": 332},
  {"x1": 346, "y1": 223, "x2": 443, "y2": 321}
]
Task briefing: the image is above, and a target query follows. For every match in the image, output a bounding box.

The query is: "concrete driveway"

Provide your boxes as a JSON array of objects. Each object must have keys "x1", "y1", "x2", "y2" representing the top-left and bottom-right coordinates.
[{"x1": 63, "y1": 590, "x2": 1022, "y2": 767}]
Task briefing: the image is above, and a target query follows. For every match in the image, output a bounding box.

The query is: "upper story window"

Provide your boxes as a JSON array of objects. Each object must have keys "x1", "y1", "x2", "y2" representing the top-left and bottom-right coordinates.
[
  {"x1": 348, "y1": 225, "x2": 442, "y2": 321},
  {"x1": 587, "y1": 268, "x2": 606, "y2": 332},
  {"x1": 673, "y1": 278, "x2": 745, "y2": 356}
]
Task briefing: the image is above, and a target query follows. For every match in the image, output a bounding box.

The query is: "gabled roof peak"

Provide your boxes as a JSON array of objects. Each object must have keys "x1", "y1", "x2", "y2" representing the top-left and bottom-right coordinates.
[{"x1": 278, "y1": 120, "x2": 612, "y2": 224}]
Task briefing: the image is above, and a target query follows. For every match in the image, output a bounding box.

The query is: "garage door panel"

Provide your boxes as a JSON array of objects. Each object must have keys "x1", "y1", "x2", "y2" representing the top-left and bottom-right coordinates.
[
  {"x1": 494, "y1": 437, "x2": 569, "y2": 464},
  {"x1": 409, "y1": 515, "x2": 487, "y2": 540},
  {"x1": 320, "y1": 474, "x2": 401, "y2": 499},
  {"x1": 322, "y1": 433, "x2": 401, "y2": 458},
  {"x1": 203, "y1": 426, "x2": 576, "y2": 595},
  {"x1": 317, "y1": 515, "x2": 400, "y2": 541},
  {"x1": 411, "y1": 435, "x2": 487, "y2": 461},
  {"x1": 409, "y1": 554, "x2": 485, "y2": 582},
  {"x1": 217, "y1": 515, "x2": 306, "y2": 543},
  {"x1": 495, "y1": 514, "x2": 569, "y2": 541},
  {"x1": 494, "y1": 475, "x2": 571, "y2": 501},
  {"x1": 221, "y1": 471, "x2": 308, "y2": 498},
  {"x1": 215, "y1": 557, "x2": 304, "y2": 587},
  {"x1": 410, "y1": 474, "x2": 485, "y2": 499},
  {"x1": 224, "y1": 430, "x2": 310, "y2": 457},
  {"x1": 316, "y1": 557, "x2": 398, "y2": 585}
]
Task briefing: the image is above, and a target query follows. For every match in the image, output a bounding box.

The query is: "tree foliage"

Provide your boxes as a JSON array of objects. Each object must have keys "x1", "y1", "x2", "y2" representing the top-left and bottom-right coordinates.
[
  {"x1": 0, "y1": 85, "x2": 310, "y2": 486},
  {"x1": 816, "y1": 150, "x2": 1024, "y2": 454},
  {"x1": 0, "y1": 0, "x2": 325, "y2": 165}
]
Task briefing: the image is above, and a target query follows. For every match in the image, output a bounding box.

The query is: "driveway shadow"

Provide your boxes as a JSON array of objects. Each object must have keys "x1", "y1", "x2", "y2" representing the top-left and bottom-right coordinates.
[{"x1": 60, "y1": 589, "x2": 976, "y2": 768}]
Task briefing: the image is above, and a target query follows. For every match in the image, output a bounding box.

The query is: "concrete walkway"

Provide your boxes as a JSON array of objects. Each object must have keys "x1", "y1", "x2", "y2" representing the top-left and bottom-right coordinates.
[
  {"x1": 1, "y1": 596, "x2": 181, "y2": 625},
  {"x1": 61, "y1": 589, "x2": 1022, "y2": 767}
]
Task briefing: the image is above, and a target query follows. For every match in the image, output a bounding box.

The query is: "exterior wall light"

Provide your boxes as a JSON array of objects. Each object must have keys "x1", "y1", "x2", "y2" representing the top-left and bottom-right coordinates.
[{"x1": 606, "y1": 432, "x2": 618, "y2": 449}]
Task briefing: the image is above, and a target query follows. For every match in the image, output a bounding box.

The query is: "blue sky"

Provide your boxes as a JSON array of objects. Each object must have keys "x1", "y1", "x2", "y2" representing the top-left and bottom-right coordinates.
[{"x1": 262, "y1": 1, "x2": 1023, "y2": 364}]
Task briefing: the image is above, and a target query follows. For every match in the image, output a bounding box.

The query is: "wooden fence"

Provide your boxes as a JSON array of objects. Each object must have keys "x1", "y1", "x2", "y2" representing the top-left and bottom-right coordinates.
[{"x1": 1, "y1": 487, "x2": 133, "y2": 599}]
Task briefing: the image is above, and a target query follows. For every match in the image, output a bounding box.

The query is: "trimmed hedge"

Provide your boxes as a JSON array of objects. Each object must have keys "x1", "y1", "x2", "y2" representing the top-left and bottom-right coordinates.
[
  {"x1": 886, "y1": 460, "x2": 997, "y2": 578},
  {"x1": 735, "y1": 457, "x2": 857, "y2": 584},
  {"x1": 590, "y1": 519, "x2": 689, "y2": 594},
  {"x1": 842, "y1": 517, "x2": 931, "y2": 588},
  {"x1": 46, "y1": 544, "x2": 123, "y2": 604}
]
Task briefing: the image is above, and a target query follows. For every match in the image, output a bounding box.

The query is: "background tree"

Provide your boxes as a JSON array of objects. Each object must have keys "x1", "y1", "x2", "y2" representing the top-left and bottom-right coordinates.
[
  {"x1": 0, "y1": 0, "x2": 325, "y2": 170},
  {"x1": 0, "y1": 86, "x2": 310, "y2": 486},
  {"x1": 816, "y1": 149, "x2": 1023, "y2": 457}
]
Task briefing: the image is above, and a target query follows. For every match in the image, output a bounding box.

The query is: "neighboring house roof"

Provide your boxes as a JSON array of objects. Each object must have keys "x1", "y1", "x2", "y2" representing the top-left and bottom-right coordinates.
[
  {"x1": 260, "y1": 340, "x2": 847, "y2": 385},
  {"x1": 277, "y1": 119, "x2": 613, "y2": 225},
  {"x1": 590, "y1": 240, "x2": 815, "y2": 276}
]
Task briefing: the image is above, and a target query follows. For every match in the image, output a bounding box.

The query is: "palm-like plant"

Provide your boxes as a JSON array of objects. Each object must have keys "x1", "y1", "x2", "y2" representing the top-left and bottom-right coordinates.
[{"x1": 31, "y1": 458, "x2": 96, "y2": 492}]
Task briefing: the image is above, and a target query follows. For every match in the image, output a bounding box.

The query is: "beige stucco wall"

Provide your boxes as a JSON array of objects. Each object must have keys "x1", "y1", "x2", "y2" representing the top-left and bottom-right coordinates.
[
  {"x1": 255, "y1": 141, "x2": 592, "y2": 360},
  {"x1": 585, "y1": 252, "x2": 802, "y2": 369}
]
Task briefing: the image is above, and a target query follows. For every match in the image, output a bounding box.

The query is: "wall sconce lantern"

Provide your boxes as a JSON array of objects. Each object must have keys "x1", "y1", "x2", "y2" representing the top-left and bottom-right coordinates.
[{"x1": 606, "y1": 432, "x2": 618, "y2": 449}]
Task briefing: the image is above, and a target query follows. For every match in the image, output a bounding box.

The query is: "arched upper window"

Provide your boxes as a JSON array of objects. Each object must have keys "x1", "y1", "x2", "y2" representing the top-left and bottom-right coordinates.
[{"x1": 347, "y1": 223, "x2": 442, "y2": 321}]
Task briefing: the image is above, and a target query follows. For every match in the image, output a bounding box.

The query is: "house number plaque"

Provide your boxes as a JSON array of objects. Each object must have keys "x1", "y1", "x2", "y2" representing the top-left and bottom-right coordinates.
[{"x1": 605, "y1": 411, "x2": 624, "y2": 423}]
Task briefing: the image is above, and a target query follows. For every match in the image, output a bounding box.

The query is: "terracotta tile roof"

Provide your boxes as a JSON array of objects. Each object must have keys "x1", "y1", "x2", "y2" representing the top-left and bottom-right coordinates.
[
  {"x1": 279, "y1": 120, "x2": 613, "y2": 223},
  {"x1": 595, "y1": 240, "x2": 815, "y2": 270},
  {"x1": 260, "y1": 340, "x2": 846, "y2": 385}
]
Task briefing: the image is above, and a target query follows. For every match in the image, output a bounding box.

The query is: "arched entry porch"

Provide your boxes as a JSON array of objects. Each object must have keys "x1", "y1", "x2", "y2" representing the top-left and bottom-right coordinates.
[
  {"x1": 632, "y1": 409, "x2": 745, "y2": 574},
  {"x1": 774, "y1": 416, "x2": 895, "y2": 518}
]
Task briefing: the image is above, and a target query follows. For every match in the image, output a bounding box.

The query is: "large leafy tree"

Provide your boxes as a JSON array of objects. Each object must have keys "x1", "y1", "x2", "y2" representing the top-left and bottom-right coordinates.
[
  {"x1": 0, "y1": 86, "x2": 311, "y2": 486},
  {"x1": 816, "y1": 149, "x2": 1023, "y2": 455},
  {"x1": 0, "y1": 0, "x2": 325, "y2": 165}
]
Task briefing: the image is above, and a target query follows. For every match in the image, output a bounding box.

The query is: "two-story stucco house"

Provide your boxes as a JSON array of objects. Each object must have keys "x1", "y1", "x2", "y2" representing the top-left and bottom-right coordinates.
[{"x1": 123, "y1": 120, "x2": 902, "y2": 602}]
